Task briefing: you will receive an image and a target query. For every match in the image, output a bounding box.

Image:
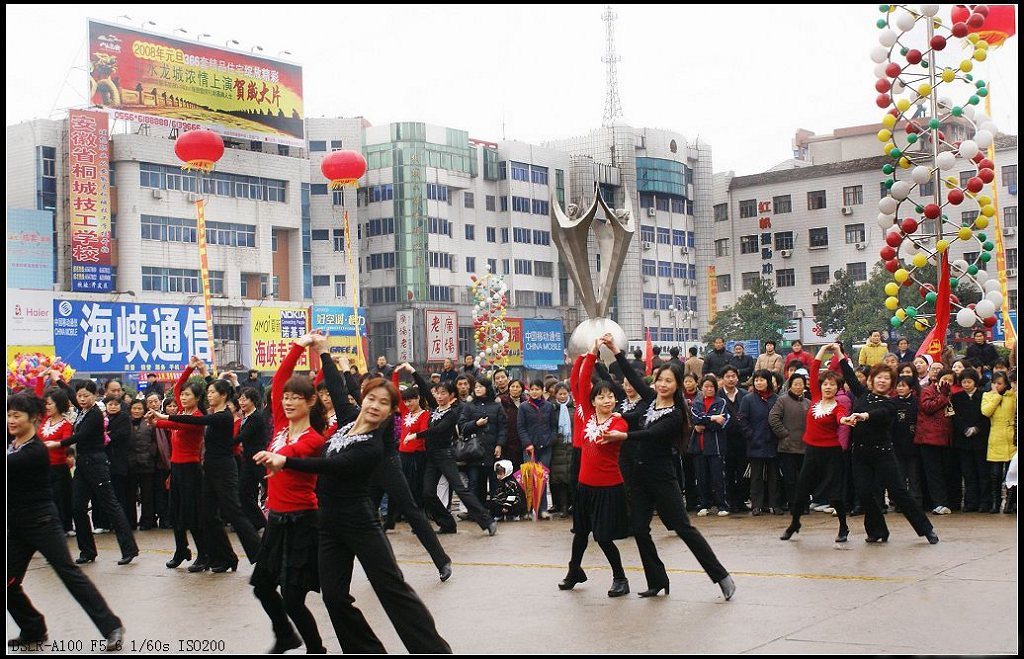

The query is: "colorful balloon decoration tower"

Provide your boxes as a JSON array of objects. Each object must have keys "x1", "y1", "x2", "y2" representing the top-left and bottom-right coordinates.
[
  {"x1": 174, "y1": 129, "x2": 225, "y2": 369},
  {"x1": 470, "y1": 265, "x2": 511, "y2": 369},
  {"x1": 871, "y1": 4, "x2": 1013, "y2": 359}
]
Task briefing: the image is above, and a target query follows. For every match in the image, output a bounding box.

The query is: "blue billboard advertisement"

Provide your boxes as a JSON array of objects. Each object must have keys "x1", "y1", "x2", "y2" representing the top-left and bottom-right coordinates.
[
  {"x1": 522, "y1": 319, "x2": 564, "y2": 370},
  {"x1": 7, "y1": 208, "x2": 54, "y2": 290}
]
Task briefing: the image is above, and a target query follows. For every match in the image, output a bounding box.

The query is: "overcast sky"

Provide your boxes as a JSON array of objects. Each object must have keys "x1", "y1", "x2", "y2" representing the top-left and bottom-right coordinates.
[{"x1": 5, "y1": 4, "x2": 1019, "y2": 175}]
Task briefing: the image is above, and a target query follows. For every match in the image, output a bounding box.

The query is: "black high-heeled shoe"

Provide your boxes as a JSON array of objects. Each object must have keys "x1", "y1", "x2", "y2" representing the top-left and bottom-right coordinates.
[
  {"x1": 558, "y1": 566, "x2": 587, "y2": 590},
  {"x1": 607, "y1": 578, "x2": 630, "y2": 598},
  {"x1": 187, "y1": 560, "x2": 210, "y2": 573},
  {"x1": 835, "y1": 528, "x2": 849, "y2": 543},
  {"x1": 210, "y1": 559, "x2": 239, "y2": 573},
  {"x1": 925, "y1": 531, "x2": 939, "y2": 544},
  {"x1": 117, "y1": 552, "x2": 139, "y2": 566},
  {"x1": 165, "y1": 548, "x2": 193, "y2": 569},
  {"x1": 268, "y1": 633, "x2": 301, "y2": 654},
  {"x1": 638, "y1": 582, "x2": 670, "y2": 597},
  {"x1": 75, "y1": 555, "x2": 96, "y2": 565},
  {"x1": 864, "y1": 533, "x2": 889, "y2": 543},
  {"x1": 779, "y1": 523, "x2": 801, "y2": 541}
]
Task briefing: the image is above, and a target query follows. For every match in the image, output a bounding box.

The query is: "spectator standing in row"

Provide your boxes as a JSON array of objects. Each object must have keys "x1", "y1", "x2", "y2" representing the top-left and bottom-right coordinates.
[
  {"x1": 966, "y1": 330, "x2": 999, "y2": 372},
  {"x1": 894, "y1": 338, "x2": 915, "y2": 363},
  {"x1": 858, "y1": 331, "x2": 887, "y2": 368},
  {"x1": 785, "y1": 340, "x2": 814, "y2": 372},
  {"x1": 438, "y1": 358, "x2": 458, "y2": 384},
  {"x1": 731, "y1": 343, "x2": 755, "y2": 385},
  {"x1": 702, "y1": 337, "x2": 732, "y2": 377},
  {"x1": 755, "y1": 340, "x2": 784, "y2": 376},
  {"x1": 684, "y1": 346, "x2": 704, "y2": 379}
]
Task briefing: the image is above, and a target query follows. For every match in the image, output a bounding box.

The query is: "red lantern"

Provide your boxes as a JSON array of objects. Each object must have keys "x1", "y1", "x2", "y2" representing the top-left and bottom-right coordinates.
[
  {"x1": 901, "y1": 218, "x2": 919, "y2": 234},
  {"x1": 983, "y1": 316, "x2": 997, "y2": 328},
  {"x1": 174, "y1": 130, "x2": 225, "y2": 172},
  {"x1": 923, "y1": 204, "x2": 941, "y2": 219},
  {"x1": 320, "y1": 150, "x2": 367, "y2": 189},
  {"x1": 948, "y1": 189, "x2": 965, "y2": 205},
  {"x1": 978, "y1": 168, "x2": 995, "y2": 184},
  {"x1": 881, "y1": 246, "x2": 897, "y2": 261}
]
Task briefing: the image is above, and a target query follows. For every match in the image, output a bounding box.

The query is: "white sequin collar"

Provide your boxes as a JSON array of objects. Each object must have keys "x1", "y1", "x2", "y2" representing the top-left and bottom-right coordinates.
[
  {"x1": 326, "y1": 421, "x2": 373, "y2": 455},
  {"x1": 643, "y1": 405, "x2": 675, "y2": 428}
]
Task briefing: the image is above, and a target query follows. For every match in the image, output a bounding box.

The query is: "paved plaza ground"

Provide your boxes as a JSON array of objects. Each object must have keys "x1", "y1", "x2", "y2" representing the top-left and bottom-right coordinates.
[{"x1": 6, "y1": 512, "x2": 1017, "y2": 654}]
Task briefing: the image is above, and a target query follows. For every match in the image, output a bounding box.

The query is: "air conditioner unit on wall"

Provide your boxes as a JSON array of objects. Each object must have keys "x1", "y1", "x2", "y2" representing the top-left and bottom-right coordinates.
[
  {"x1": 840, "y1": 206, "x2": 853, "y2": 216},
  {"x1": 647, "y1": 207, "x2": 657, "y2": 217},
  {"x1": 780, "y1": 249, "x2": 793, "y2": 258},
  {"x1": 642, "y1": 276, "x2": 650, "y2": 283},
  {"x1": 1007, "y1": 268, "x2": 1018, "y2": 278},
  {"x1": 186, "y1": 192, "x2": 200, "y2": 203},
  {"x1": 855, "y1": 242, "x2": 867, "y2": 250},
  {"x1": 151, "y1": 188, "x2": 163, "y2": 199},
  {"x1": 1003, "y1": 227, "x2": 1016, "y2": 236},
  {"x1": 642, "y1": 241, "x2": 653, "y2": 250},
  {"x1": 680, "y1": 247, "x2": 689, "y2": 255}
]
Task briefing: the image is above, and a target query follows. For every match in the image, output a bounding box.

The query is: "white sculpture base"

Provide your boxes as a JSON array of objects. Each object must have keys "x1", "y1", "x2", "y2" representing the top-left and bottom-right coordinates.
[{"x1": 567, "y1": 318, "x2": 628, "y2": 364}]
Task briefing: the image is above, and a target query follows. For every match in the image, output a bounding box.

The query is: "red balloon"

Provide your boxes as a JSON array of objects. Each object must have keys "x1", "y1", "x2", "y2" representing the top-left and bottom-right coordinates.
[
  {"x1": 902, "y1": 278, "x2": 914, "y2": 288},
  {"x1": 966, "y1": 177, "x2": 984, "y2": 193},
  {"x1": 983, "y1": 315, "x2": 997, "y2": 327},
  {"x1": 174, "y1": 130, "x2": 224, "y2": 170},
  {"x1": 886, "y1": 63, "x2": 902, "y2": 78},
  {"x1": 978, "y1": 158, "x2": 994, "y2": 170},
  {"x1": 901, "y1": 218, "x2": 919, "y2": 234},
  {"x1": 968, "y1": 302, "x2": 976, "y2": 309},
  {"x1": 971, "y1": 152, "x2": 985, "y2": 164},
  {"x1": 951, "y1": 5, "x2": 970, "y2": 24},
  {"x1": 881, "y1": 246, "x2": 897, "y2": 261},
  {"x1": 875, "y1": 78, "x2": 891, "y2": 93},
  {"x1": 978, "y1": 168, "x2": 995, "y2": 184},
  {"x1": 321, "y1": 150, "x2": 367, "y2": 186},
  {"x1": 885, "y1": 259, "x2": 900, "y2": 273},
  {"x1": 951, "y1": 22, "x2": 969, "y2": 38},
  {"x1": 948, "y1": 189, "x2": 965, "y2": 205},
  {"x1": 967, "y1": 13, "x2": 985, "y2": 28},
  {"x1": 937, "y1": 131, "x2": 946, "y2": 142},
  {"x1": 886, "y1": 232, "x2": 904, "y2": 248},
  {"x1": 930, "y1": 35, "x2": 947, "y2": 50},
  {"x1": 919, "y1": 286, "x2": 930, "y2": 298},
  {"x1": 906, "y1": 49, "x2": 923, "y2": 65},
  {"x1": 876, "y1": 94, "x2": 892, "y2": 109},
  {"x1": 923, "y1": 204, "x2": 941, "y2": 219},
  {"x1": 974, "y1": 5, "x2": 990, "y2": 17},
  {"x1": 905, "y1": 122, "x2": 921, "y2": 135},
  {"x1": 950, "y1": 295, "x2": 960, "y2": 305}
]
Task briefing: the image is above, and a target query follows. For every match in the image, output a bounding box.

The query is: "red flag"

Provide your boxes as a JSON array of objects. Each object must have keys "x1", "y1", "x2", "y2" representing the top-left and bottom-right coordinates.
[
  {"x1": 916, "y1": 254, "x2": 952, "y2": 363},
  {"x1": 644, "y1": 328, "x2": 654, "y2": 376}
]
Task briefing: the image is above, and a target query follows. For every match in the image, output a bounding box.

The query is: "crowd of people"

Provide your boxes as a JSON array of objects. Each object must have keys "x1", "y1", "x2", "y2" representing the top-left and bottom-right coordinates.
[{"x1": 6, "y1": 327, "x2": 1017, "y2": 652}]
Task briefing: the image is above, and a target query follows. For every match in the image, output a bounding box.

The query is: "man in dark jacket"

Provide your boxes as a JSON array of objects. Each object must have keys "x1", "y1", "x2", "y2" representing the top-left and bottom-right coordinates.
[
  {"x1": 517, "y1": 380, "x2": 557, "y2": 518},
  {"x1": 703, "y1": 337, "x2": 732, "y2": 376},
  {"x1": 731, "y1": 343, "x2": 755, "y2": 385},
  {"x1": 373, "y1": 355, "x2": 394, "y2": 378},
  {"x1": 142, "y1": 373, "x2": 165, "y2": 399},
  {"x1": 126, "y1": 400, "x2": 159, "y2": 530},
  {"x1": 439, "y1": 358, "x2": 459, "y2": 384},
  {"x1": 667, "y1": 346, "x2": 683, "y2": 366},
  {"x1": 894, "y1": 338, "x2": 915, "y2": 364},
  {"x1": 103, "y1": 398, "x2": 133, "y2": 531},
  {"x1": 965, "y1": 330, "x2": 998, "y2": 371},
  {"x1": 950, "y1": 368, "x2": 991, "y2": 512},
  {"x1": 717, "y1": 366, "x2": 749, "y2": 513},
  {"x1": 462, "y1": 354, "x2": 482, "y2": 380}
]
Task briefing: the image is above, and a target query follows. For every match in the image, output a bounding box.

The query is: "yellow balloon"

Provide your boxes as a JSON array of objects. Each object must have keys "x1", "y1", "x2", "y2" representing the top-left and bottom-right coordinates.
[
  {"x1": 976, "y1": 39, "x2": 989, "y2": 50},
  {"x1": 974, "y1": 49, "x2": 987, "y2": 62},
  {"x1": 968, "y1": 34, "x2": 979, "y2": 44},
  {"x1": 914, "y1": 319, "x2": 930, "y2": 331},
  {"x1": 960, "y1": 60, "x2": 974, "y2": 73},
  {"x1": 981, "y1": 205, "x2": 995, "y2": 217},
  {"x1": 877, "y1": 129, "x2": 892, "y2": 142},
  {"x1": 885, "y1": 282, "x2": 900, "y2": 296},
  {"x1": 977, "y1": 195, "x2": 992, "y2": 206},
  {"x1": 917, "y1": 83, "x2": 932, "y2": 97},
  {"x1": 936, "y1": 239, "x2": 950, "y2": 253},
  {"x1": 958, "y1": 226, "x2": 973, "y2": 241},
  {"x1": 899, "y1": 157, "x2": 911, "y2": 169},
  {"x1": 885, "y1": 296, "x2": 900, "y2": 311},
  {"x1": 896, "y1": 308, "x2": 908, "y2": 320},
  {"x1": 912, "y1": 253, "x2": 928, "y2": 268},
  {"x1": 883, "y1": 143, "x2": 895, "y2": 155},
  {"x1": 974, "y1": 216, "x2": 990, "y2": 229},
  {"x1": 882, "y1": 114, "x2": 897, "y2": 128},
  {"x1": 894, "y1": 268, "x2": 910, "y2": 283},
  {"x1": 945, "y1": 176, "x2": 959, "y2": 187},
  {"x1": 941, "y1": 68, "x2": 956, "y2": 83},
  {"x1": 896, "y1": 98, "x2": 911, "y2": 113}
]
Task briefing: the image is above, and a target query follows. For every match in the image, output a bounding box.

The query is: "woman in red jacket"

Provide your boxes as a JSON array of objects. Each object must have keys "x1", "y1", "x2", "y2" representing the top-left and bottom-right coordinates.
[
  {"x1": 914, "y1": 369, "x2": 955, "y2": 515},
  {"x1": 38, "y1": 382, "x2": 75, "y2": 536}
]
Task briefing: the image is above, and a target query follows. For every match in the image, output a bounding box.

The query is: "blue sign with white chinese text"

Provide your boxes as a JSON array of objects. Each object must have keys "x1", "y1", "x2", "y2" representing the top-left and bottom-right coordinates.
[{"x1": 522, "y1": 319, "x2": 564, "y2": 370}]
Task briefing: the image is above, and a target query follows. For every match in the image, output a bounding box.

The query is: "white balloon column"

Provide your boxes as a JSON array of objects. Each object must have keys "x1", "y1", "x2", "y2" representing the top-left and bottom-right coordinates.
[
  {"x1": 872, "y1": 4, "x2": 1003, "y2": 333},
  {"x1": 470, "y1": 264, "x2": 511, "y2": 369}
]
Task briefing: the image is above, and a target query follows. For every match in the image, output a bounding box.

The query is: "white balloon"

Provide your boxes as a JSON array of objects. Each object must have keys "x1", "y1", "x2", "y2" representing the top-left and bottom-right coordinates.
[
  {"x1": 878, "y1": 197, "x2": 898, "y2": 214},
  {"x1": 919, "y1": 5, "x2": 940, "y2": 18},
  {"x1": 958, "y1": 140, "x2": 980, "y2": 159},
  {"x1": 974, "y1": 130, "x2": 994, "y2": 149},
  {"x1": 951, "y1": 259, "x2": 969, "y2": 274},
  {"x1": 935, "y1": 151, "x2": 957, "y2": 171},
  {"x1": 938, "y1": 96, "x2": 953, "y2": 110},
  {"x1": 979, "y1": 121, "x2": 999, "y2": 136},
  {"x1": 902, "y1": 240, "x2": 919, "y2": 256},
  {"x1": 871, "y1": 46, "x2": 890, "y2": 63},
  {"x1": 878, "y1": 29, "x2": 899, "y2": 47},
  {"x1": 890, "y1": 180, "x2": 912, "y2": 200},
  {"x1": 963, "y1": 106, "x2": 976, "y2": 120},
  {"x1": 984, "y1": 278, "x2": 1002, "y2": 293},
  {"x1": 912, "y1": 165, "x2": 932, "y2": 185},
  {"x1": 874, "y1": 62, "x2": 888, "y2": 79},
  {"x1": 975, "y1": 299, "x2": 997, "y2": 319},
  {"x1": 973, "y1": 111, "x2": 990, "y2": 125},
  {"x1": 956, "y1": 307, "x2": 978, "y2": 328},
  {"x1": 975, "y1": 269, "x2": 990, "y2": 284},
  {"x1": 985, "y1": 290, "x2": 1004, "y2": 307},
  {"x1": 878, "y1": 213, "x2": 895, "y2": 229},
  {"x1": 892, "y1": 80, "x2": 906, "y2": 95},
  {"x1": 896, "y1": 10, "x2": 917, "y2": 32}
]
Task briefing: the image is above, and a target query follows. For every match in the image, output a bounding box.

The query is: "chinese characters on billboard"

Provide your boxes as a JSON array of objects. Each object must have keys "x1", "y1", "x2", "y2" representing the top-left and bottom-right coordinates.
[
  {"x1": 6, "y1": 209, "x2": 54, "y2": 290},
  {"x1": 53, "y1": 300, "x2": 210, "y2": 372},
  {"x1": 396, "y1": 310, "x2": 414, "y2": 363},
  {"x1": 425, "y1": 310, "x2": 458, "y2": 363},
  {"x1": 310, "y1": 306, "x2": 368, "y2": 372},
  {"x1": 522, "y1": 319, "x2": 564, "y2": 371},
  {"x1": 88, "y1": 20, "x2": 304, "y2": 145},
  {"x1": 251, "y1": 307, "x2": 310, "y2": 371},
  {"x1": 68, "y1": 110, "x2": 114, "y2": 292}
]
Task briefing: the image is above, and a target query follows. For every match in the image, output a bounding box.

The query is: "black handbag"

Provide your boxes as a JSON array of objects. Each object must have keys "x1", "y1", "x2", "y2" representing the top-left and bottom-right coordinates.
[{"x1": 454, "y1": 428, "x2": 486, "y2": 464}]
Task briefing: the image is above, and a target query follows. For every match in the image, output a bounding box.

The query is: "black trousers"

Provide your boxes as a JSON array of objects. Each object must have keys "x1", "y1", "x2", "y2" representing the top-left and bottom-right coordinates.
[
  {"x1": 569, "y1": 533, "x2": 624, "y2": 579},
  {"x1": 852, "y1": 445, "x2": 933, "y2": 538},
  {"x1": 630, "y1": 464, "x2": 729, "y2": 589},
  {"x1": 7, "y1": 504, "x2": 122, "y2": 639},
  {"x1": 49, "y1": 464, "x2": 74, "y2": 532},
  {"x1": 749, "y1": 457, "x2": 780, "y2": 511},
  {"x1": 399, "y1": 452, "x2": 426, "y2": 509},
  {"x1": 110, "y1": 473, "x2": 132, "y2": 528},
  {"x1": 723, "y1": 452, "x2": 748, "y2": 512},
  {"x1": 895, "y1": 453, "x2": 923, "y2": 507},
  {"x1": 422, "y1": 448, "x2": 493, "y2": 532},
  {"x1": 918, "y1": 445, "x2": 951, "y2": 509},
  {"x1": 778, "y1": 452, "x2": 804, "y2": 511},
  {"x1": 126, "y1": 471, "x2": 156, "y2": 529},
  {"x1": 318, "y1": 500, "x2": 452, "y2": 654},
  {"x1": 154, "y1": 468, "x2": 170, "y2": 527},
  {"x1": 375, "y1": 452, "x2": 450, "y2": 570},
  {"x1": 789, "y1": 446, "x2": 847, "y2": 532},
  {"x1": 202, "y1": 456, "x2": 263, "y2": 566},
  {"x1": 680, "y1": 452, "x2": 699, "y2": 508},
  {"x1": 72, "y1": 453, "x2": 137, "y2": 559},
  {"x1": 239, "y1": 452, "x2": 267, "y2": 531},
  {"x1": 695, "y1": 454, "x2": 728, "y2": 510},
  {"x1": 958, "y1": 446, "x2": 991, "y2": 510}
]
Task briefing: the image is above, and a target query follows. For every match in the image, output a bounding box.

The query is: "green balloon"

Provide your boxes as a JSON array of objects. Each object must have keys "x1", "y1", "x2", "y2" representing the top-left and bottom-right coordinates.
[
  {"x1": 949, "y1": 278, "x2": 959, "y2": 288},
  {"x1": 907, "y1": 134, "x2": 919, "y2": 144},
  {"x1": 877, "y1": 18, "x2": 888, "y2": 28},
  {"x1": 879, "y1": 5, "x2": 889, "y2": 12},
  {"x1": 915, "y1": 205, "x2": 925, "y2": 214},
  {"x1": 952, "y1": 106, "x2": 964, "y2": 117},
  {"x1": 891, "y1": 316, "x2": 902, "y2": 327},
  {"x1": 965, "y1": 73, "x2": 974, "y2": 82},
  {"x1": 969, "y1": 95, "x2": 980, "y2": 105},
  {"x1": 929, "y1": 118, "x2": 941, "y2": 129},
  {"x1": 926, "y1": 291, "x2": 938, "y2": 303},
  {"x1": 967, "y1": 265, "x2": 979, "y2": 275},
  {"x1": 976, "y1": 80, "x2": 986, "y2": 88},
  {"x1": 978, "y1": 88, "x2": 989, "y2": 97},
  {"x1": 977, "y1": 232, "x2": 987, "y2": 241},
  {"x1": 882, "y1": 164, "x2": 895, "y2": 174},
  {"x1": 906, "y1": 306, "x2": 918, "y2": 318},
  {"x1": 921, "y1": 61, "x2": 929, "y2": 69},
  {"x1": 983, "y1": 241, "x2": 995, "y2": 251},
  {"x1": 980, "y1": 252, "x2": 992, "y2": 262},
  {"x1": 900, "y1": 47, "x2": 909, "y2": 56},
  {"x1": 885, "y1": 179, "x2": 894, "y2": 189},
  {"x1": 890, "y1": 148, "x2": 902, "y2": 159}
]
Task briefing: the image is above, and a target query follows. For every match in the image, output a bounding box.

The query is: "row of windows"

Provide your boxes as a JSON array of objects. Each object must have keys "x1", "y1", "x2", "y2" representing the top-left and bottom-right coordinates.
[
  {"x1": 368, "y1": 287, "x2": 398, "y2": 304},
  {"x1": 639, "y1": 194, "x2": 692, "y2": 215},
  {"x1": 638, "y1": 226, "x2": 695, "y2": 247},
  {"x1": 484, "y1": 227, "x2": 550, "y2": 245},
  {"x1": 426, "y1": 183, "x2": 449, "y2": 202},
  {"x1": 308, "y1": 140, "x2": 345, "y2": 152},
  {"x1": 642, "y1": 294, "x2": 700, "y2": 311},
  {"x1": 428, "y1": 251, "x2": 453, "y2": 269},
  {"x1": 428, "y1": 216, "x2": 452, "y2": 237},
  {"x1": 365, "y1": 217, "x2": 396, "y2": 237},
  {"x1": 514, "y1": 291, "x2": 554, "y2": 307},
  {"x1": 140, "y1": 163, "x2": 286, "y2": 202},
  {"x1": 142, "y1": 267, "x2": 226, "y2": 295},
  {"x1": 140, "y1": 215, "x2": 257, "y2": 247},
  {"x1": 500, "y1": 161, "x2": 549, "y2": 185},
  {"x1": 429, "y1": 285, "x2": 453, "y2": 302},
  {"x1": 641, "y1": 260, "x2": 698, "y2": 280},
  {"x1": 367, "y1": 252, "x2": 396, "y2": 271},
  {"x1": 311, "y1": 228, "x2": 346, "y2": 252},
  {"x1": 311, "y1": 274, "x2": 348, "y2": 298},
  {"x1": 645, "y1": 327, "x2": 701, "y2": 342}
]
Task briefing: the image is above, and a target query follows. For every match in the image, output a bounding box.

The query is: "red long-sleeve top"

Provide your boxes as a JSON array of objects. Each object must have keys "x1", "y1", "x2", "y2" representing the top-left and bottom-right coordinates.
[
  {"x1": 392, "y1": 372, "x2": 427, "y2": 452},
  {"x1": 803, "y1": 358, "x2": 848, "y2": 448},
  {"x1": 575, "y1": 353, "x2": 628, "y2": 487},
  {"x1": 154, "y1": 365, "x2": 204, "y2": 463},
  {"x1": 265, "y1": 342, "x2": 326, "y2": 512},
  {"x1": 570, "y1": 356, "x2": 587, "y2": 449},
  {"x1": 232, "y1": 418, "x2": 243, "y2": 456},
  {"x1": 39, "y1": 417, "x2": 73, "y2": 466}
]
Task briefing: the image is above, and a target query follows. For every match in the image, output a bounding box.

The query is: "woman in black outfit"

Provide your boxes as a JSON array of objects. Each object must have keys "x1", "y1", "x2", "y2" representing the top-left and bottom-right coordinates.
[
  {"x1": 256, "y1": 341, "x2": 452, "y2": 654},
  {"x1": 457, "y1": 377, "x2": 507, "y2": 505},
  {"x1": 7, "y1": 392, "x2": 125, "y2": 650},
  {"x1": 46, "y1": 379, "x2": 138, "y2": 565},
  {"x1": 236, "y1": 386, "x2": 269, "y2": 532},
  {"x1": 836, "y1": 352, "x2": 939, "y2": 544},
  {"x1": 603, "y1": 361, "x2": 736, "y2": 600},
  {"x1": 150, "y1": 378, "x2": 263, "y2": 571}
]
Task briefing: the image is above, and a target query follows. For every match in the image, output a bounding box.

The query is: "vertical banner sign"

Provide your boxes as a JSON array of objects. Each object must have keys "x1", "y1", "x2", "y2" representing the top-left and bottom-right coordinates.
[
  {"x1": 6, "y1": 209, "x2": 55, "y2": 290},
  {"x1": 342, "y1": 210, "x2": 364, "y2": 367},
  {"x1": 250, "y1": 307, "x2": 310, "y2": 371},
  {"x1": 309, "y1": 305, "x2": 368, "y2": 372},
  {"x1": 396, "y1": 310, "x2": 414, "y2": 363},
  {"x1": 707, "y1": 266, "x2": 718, "y2": 323},
  {"x1": 503, "y1": 317, "x2": 524, "y2": 366},
  {"x1": 68, "y1": 110, "x2": 114, "y2": 292},
  {"x1": 195, "y1": 199, "x2": 216, "y2": 369},
  {"x1": 522, "y1": 319, "x2": 564, "y2": 371},
  {"x1": 425, "y1": 309, "x2": 458, "y2": 363}
]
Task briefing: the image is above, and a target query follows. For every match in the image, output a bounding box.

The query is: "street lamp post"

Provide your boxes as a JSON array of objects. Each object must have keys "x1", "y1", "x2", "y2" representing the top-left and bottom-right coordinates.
[{"x1": 668, "y1": 304, "x2": 680, "y2": 349}]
